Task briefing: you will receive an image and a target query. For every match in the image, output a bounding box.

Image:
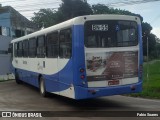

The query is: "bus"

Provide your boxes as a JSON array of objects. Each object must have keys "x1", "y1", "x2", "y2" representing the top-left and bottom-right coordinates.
[{"x1": 10, "y1": 14, "x2": 143, "y2": 99}]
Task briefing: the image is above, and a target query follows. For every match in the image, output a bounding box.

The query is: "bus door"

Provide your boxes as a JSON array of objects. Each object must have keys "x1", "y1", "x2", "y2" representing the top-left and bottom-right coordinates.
[{"x1": 58, "y1": 28, "x2": 72, "y2": 97}]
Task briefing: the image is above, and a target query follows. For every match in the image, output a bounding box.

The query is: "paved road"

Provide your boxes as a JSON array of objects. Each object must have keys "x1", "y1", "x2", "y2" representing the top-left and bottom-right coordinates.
[{"x1": 0, "y1": 80, "x2": 160, "y2": 120}]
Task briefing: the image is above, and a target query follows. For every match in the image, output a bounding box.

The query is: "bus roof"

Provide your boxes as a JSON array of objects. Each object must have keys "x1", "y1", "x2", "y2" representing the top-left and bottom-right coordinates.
[{"x1": 11, "y1": 14, "x2": 140, "y2": 43}]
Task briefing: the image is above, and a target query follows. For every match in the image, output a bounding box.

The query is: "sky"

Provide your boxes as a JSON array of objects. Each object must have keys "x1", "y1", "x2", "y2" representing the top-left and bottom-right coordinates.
[{"x1": 0, "y1": 0, "x2": 160, "y2": 38}]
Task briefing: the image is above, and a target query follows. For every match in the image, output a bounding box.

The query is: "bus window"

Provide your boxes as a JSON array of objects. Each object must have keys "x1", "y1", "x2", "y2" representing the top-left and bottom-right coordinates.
[
  {"x1": 85, "y1": 20, "x2": 138, "y2": 48},
  {"x1": 23, "y1": 40, "x2": 28, "y2": 57},
  {"x1": 87, "y1": 36, "x2": 97, "y2": 47},
  {"x1": 37, "y1": 35, "x2": 45, "y2": 58},
  {"x1": 59, "y1": 28, "x2": 72, "y2": 58},
  {"x1": 28, "y1": 38, "x2": 36, "y2": 58},
  {"x1": 17, "y1": 41, "x2": 23, "y2": 57},
  {"x1": 46, "y1": 32, "x2": 58, "y2": 58},
  {"x1": 14, "y1": 43, "x2": 17, "y2": 57}
]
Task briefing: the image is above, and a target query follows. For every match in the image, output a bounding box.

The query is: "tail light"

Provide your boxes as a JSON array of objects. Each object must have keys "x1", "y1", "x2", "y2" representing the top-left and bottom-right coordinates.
[
  {"x1": 79, "y1": 68, "x2": 85, "y2": 84},
  {"x1": 80, "y1": 75, "x2": 85, "y2": 79},
  {"x1": 80, "y1": 68, "x2": 85, "y2": 73}
]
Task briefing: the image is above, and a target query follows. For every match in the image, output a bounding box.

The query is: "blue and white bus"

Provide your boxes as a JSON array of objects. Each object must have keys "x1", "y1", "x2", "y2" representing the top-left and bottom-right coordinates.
[{"x1": 10, "y1": 15, "x2": 143, "y2": 99}]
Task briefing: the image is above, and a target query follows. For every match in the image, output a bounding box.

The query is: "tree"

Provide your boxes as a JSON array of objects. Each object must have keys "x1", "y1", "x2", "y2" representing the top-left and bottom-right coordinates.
[
  {"x1": 31, "y1": 0, "x2": 92, "y2": 28},
  {"x1": 142, "y1": 22, "x2": 153, "y2": 56},
  {"x1": 31, "y1": 9, "x2": 57, "y2": 29},
  {"x1": 58, "y1": 0, "x2": 92, "y2": 21},
  {"x1": 92, "y1": 4, "x2": 110, "y2": 14},
  {"x1": 92, "y1": 4, "x2": 143, "y2": 21},
  {"x1": 155, "y1": 42, "x2": 160, "y2": 58}
]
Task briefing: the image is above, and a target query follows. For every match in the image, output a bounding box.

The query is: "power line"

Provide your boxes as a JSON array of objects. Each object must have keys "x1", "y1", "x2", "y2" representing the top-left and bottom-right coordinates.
[
  {"x1": 0, "y1": 1, "x2": 60, "y2": 17},
  {"x1": 150, "y1": 13, "x2": 160, "y2": 25},
  {"x1": 14, "y1": 0, "x2": 160, "y2": 12},
  {"x1": 105, "y1": 0, "x2": 160, "y2": 7},
  {"x1": 17, "y1": 8, "x2": 58, "y2": 12},
  {"x1": 10, "y1": 1, "x2": 60, "y2": 8},
  {"x1": 0, "y1": 1, "x2": 60, "y2": 9},
  {"x1": 1, "y1": 1, "x2": 60, "y2": 14},
  {"x1": 2, "y1": 0, "x2": 160, "y2": 9},
  {"x1": 1, "y1": 0, "x2": 160, "y2": 19},
  {"x1": 0, "y1": 0, "x2": 27, "y2": 3}
]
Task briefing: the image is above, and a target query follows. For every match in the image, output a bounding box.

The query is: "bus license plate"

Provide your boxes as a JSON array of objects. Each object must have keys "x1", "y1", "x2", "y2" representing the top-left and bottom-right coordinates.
[{"x1": 108, "y1": 80, "x2": 119, "y2": 86}]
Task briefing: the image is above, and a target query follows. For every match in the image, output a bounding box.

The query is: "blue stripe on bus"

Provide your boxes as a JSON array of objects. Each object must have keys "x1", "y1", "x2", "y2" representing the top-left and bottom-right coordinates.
[
  {"x1": 138, "y1": 24, "x2": 143, "y2": 82},
  {"x1": 16, "y1": 59, "x2": 73, "y2": 93},
  {"x1": 72, "y1": 25, "x2": 88, "y2": 87},
  {"x1": 75, "y1": 81, "x2": 142, "y2": 99}
]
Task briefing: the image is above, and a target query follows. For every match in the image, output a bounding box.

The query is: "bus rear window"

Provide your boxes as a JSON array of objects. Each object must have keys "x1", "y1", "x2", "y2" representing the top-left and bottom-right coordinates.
[{"x1": 84, "y1": 20, "x2": 138, "y2": 48}]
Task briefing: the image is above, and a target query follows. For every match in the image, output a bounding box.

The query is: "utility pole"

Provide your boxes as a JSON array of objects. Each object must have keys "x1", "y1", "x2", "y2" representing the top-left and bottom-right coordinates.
[
  {"x1": 147, "y1": 35, "x2": 149, "y2": 81},
  {"x1": 144, "y1": 31, "x2": 149, "y2": 81}
]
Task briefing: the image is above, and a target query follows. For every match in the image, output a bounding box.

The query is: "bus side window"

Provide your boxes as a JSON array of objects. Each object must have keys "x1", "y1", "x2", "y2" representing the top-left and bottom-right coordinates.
[
  {"x1": 59, "y1": 28, "x2": 72, "y2": 58},
  {"x1": 14, "y1": 43, "x2": 17, "y2": 57},
  {"x1": 28, "y1": 38, "x2": 36, "y2": 58},
  {"x1": 23, "y1": 40, "x2": 28, "y2": 57},
  {"x1": 46, "y1": 32, "x2": 58, "y2": 58},
  {"x1": 37, "y1": 35, "x2": 45, "y2": 58},
  {"x1": 17, "y1": 41, "x2": 23, "y2": 57}
]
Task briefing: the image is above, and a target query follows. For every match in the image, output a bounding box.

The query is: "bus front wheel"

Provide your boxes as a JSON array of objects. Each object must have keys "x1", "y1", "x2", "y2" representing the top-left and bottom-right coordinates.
[{"x1": 39, "y1": 77, "x2": 48, "y2": 97}]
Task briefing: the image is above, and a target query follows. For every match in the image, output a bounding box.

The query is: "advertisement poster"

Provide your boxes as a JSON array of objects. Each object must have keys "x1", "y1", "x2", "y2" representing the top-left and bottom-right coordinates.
[{"x1": 86, "y1": 51, "x2": 138, "y2": 81}]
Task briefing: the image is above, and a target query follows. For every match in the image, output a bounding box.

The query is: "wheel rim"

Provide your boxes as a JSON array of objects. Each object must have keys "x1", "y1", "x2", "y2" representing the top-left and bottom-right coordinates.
[{"x1": 40, "y1": 79, "x2": 44, "y2": 94}]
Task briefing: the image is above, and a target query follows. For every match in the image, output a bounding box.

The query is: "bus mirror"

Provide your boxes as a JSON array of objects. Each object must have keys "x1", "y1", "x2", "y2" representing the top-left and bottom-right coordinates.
[
  {"x1": 8, "y1": 47, "x2": 11, "y2": 53},
  {"x1": 8, "y1": 43, "x2": 13, "y2": 53}
]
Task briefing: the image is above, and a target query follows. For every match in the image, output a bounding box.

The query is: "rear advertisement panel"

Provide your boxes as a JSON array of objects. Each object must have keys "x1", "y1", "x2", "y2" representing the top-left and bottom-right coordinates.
[{"x1": 86, "y1": 51, "x2": 138, "y2": 81}]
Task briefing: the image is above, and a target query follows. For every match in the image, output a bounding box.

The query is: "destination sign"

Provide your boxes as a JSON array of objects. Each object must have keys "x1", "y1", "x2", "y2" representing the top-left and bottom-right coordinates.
[{"x1": 92, "y1": 24, "x2": 108, "y2": 31}]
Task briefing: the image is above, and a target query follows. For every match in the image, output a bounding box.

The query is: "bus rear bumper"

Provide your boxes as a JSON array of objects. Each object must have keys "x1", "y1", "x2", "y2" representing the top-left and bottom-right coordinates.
[{"x1": 74, "y1": 81, "x2": 142, "y2": 100}]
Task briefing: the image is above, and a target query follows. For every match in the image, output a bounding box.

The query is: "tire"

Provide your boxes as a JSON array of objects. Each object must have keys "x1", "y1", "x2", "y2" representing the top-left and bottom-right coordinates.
[
  {"x1": 39, "y1": 77, "x2": 48, "y2": 97},
  {"x1": 15, "y1": 71, "x2": 22, "y2": 84}
]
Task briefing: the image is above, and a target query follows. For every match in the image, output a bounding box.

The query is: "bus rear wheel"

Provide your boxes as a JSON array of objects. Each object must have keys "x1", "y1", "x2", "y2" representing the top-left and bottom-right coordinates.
[
  {"x1": 15, "y1": 71, "x2": 22, "y2": 84},
  {"x1": 39, "y1": 77, "x2": 48, "y2": 97}
]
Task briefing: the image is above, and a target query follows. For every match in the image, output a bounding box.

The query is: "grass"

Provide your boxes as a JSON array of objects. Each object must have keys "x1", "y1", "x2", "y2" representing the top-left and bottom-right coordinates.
[{"x1": 129, "y1": 60, "x2": 160, "y2": 99}]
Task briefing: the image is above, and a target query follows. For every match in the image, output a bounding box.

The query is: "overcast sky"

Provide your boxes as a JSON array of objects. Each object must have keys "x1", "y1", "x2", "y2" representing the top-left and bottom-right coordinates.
[{"x1": 0, "y1": 0, "x2": 160, "y2": 38}]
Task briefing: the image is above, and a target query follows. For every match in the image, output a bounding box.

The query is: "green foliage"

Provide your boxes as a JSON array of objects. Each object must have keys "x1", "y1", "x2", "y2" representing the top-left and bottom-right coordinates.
[
  {"x1": 58, "y1": 0, "x2": 92, "y2": 21},
  {"x1": 143, "y1": 33, "x2": 156, "y2": 57},
  {"x1": 31, "y1": 0, "x2": 92, "y2": 28},
  {"x1": 92, "y1": 4, "x2": 110, "y2": 14},
  {"x1": 130, "y1": 61, "x2": 160, "y2": 99},
  {"x1": 31, "y1": 9, "x2": 58, "y2": 28},
  {"x1": 92, "y1": 4, "x2": 143, "y2": 21},
  {"x1": 142, "y1": 22, "x2": 154, "y2": 57},
  {"x1": 92, "y1": 4, "x2": 129, "y2": 14},
  {"x1": 142, "y1": 22, "x2": 152, "y2": 34}
]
